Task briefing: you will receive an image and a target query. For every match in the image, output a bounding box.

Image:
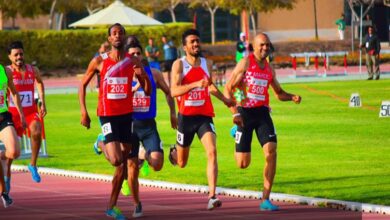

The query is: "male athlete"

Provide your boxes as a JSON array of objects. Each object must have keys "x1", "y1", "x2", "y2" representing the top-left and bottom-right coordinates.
[
  {"x1": 79, "y1": 23, "x2": 150, "y2": 219},
  {"x1": 224, "y1": 33, "x2": 301, "y2": 211},
  {"x1": 169, "y1": 29, "x2": 234, "y2": 210},
  {"x1": 0, "y1": 63, "x2": 26, "y2": 208},
  {"x1": 5, "y1": 41, "x2": 46, "y2": 188}
]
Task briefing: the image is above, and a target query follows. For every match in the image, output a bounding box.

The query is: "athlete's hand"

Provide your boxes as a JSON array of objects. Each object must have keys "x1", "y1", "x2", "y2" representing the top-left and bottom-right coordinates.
[
  {"x1": 40, "y1": 103, "x2": 47, "y2": 118},
  {"x1": 195, "y1": 78, "x2": 209, "y2": 88},
  {"x1": 233, "y1": 115, "x2": 244, "y2": 128},
  {"x1": 292, "y1": 95, "x2": 301, "y2": 104},
  {"x1": 170, "y1": 113, "x2": 178, "y2": 129},
  {"x1": 81, "y1": 113, "x2": 91, "y2": 129},
  {"x1": 20, "y1": 115, "x2": 27, "y2": 130},
  {"x1": 223, "y1": 97, "x2": 236, "y2": 107}
]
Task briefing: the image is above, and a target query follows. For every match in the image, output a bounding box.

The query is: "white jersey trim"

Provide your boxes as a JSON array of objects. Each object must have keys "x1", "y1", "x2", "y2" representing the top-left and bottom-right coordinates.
[{"x1": 180, "y1": 57, "x2": 210, "y2": 78}]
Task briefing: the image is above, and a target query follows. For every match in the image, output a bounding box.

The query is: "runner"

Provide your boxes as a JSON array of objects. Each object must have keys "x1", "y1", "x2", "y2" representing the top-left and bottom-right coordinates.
[
  {"x1": 224, "y1": 33, "x2": 301, "y2": 211},
  {"x1": 0, "y1": 63, "x2": 26, "y2": 208},
  {"x1": 5, "y1": 41, "x2": 46, "y2": 187},
  {"x1": 96, "y1": 41, "x2": 178, "y2": 197},
  {"x1": 169, "y1": 29, "x2": 234, "y2": 210},
  {"x1": 79, "y1": 23, "x2": 151, "y2": 219},
  {"x1": 129, "y1": 42, "x2": 177, "y2": 171}
]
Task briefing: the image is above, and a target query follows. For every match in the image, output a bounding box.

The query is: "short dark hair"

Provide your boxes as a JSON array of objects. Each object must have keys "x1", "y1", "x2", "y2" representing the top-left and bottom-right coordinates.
[
  {"x1": 182, "y1": 29, "x2": 200, "y2": 45},
  {"x1": 8, "y1": 41, "x2": 24, "y2": 54},
  {"x1": 126, "y1": 42, "x2": 143, "y2": 52},
  {"x1": 108, "y1": 23, "x2": 125, "y2": 36}
]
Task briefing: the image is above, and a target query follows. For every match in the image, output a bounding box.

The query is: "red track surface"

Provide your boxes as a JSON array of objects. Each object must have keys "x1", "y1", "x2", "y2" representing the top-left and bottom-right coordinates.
[{"x1": 1, "y1": 172, "x2": 387, "y2": 220}]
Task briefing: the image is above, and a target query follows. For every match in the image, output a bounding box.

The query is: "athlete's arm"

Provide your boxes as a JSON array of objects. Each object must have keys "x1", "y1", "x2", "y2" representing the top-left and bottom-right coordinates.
[
  {"x1": 152, "y1": 68, "x2": 177, "y2": 129},
  {"x1": 133, "y1": 57, "x2": 151, "y2": 96},
  {"x1": 6, "y1": 68, "x2": 27, "y2": 129},
  {"x1": 79, "y1": 56, "x2": 102, "y2": 129},
  {"x1": 33, "y1": 66, "x2": 47, "y2": 117},
  {"x1": 170, "y1": 59, "x2": 208, "y2": 97},
  {"x1": 270, "y1": 67, "x2": 301, "y2": 103},
  {"x1": 223, "y1": 58, "x2": 248, "y2": 127},
  {"x1": 206, "y1": 60, "x2": 235, "y2": 107}
]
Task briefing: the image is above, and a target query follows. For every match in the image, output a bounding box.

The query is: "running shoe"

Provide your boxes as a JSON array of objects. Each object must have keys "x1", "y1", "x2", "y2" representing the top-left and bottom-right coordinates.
[
  {"x1": 168, "y1": 145, "x2": 177, "y2": 166},
  {"x1": 93, "y1": 133, "x2": 104, "y2": 155},
  {"x1": 105, "y1": 206, "x2": 126, "y2": 220},
  {"x1": 28, "y1": 164, "x2": 41, "y2": 183},
  {"x1": 207, "y1": 196, "x2": 222, "y2": 210},
  {"x1": 4, "y1": 176, "x2": 10, "y2": 193},
  {"x1": 132, "y1": 202, "x2": 143, "y2": 218},
  {"x1": 140, "y1": 162, "x2": 150, "y2": 177},
  {"x1": 230, "y1": 125, "x2": 237, "y2": 138},
  {"x1": 260, "y1": 199, "x2": 279, "y2": 211},
  {"x1": 121, "y1": 180, "x2": 131, "y2": 196},
  {"x1": 1, "y1": 192, "x2": 13, "y2": 208}
]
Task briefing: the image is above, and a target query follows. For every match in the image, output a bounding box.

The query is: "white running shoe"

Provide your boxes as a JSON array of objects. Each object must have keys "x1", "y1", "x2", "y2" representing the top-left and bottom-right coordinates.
[{"x1": 207, "y1": 197, "x2": 222, "y2": 210}]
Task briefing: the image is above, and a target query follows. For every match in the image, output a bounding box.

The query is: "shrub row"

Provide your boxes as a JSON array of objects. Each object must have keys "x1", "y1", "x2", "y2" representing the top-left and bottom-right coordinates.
[{"x1": 0, "y1": 22, "x2": 192, "y2": 70}]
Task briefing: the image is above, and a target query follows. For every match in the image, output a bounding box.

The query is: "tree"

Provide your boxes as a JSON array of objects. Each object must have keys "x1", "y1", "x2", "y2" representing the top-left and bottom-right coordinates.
[
  {"x1": 163, "y1": 0, "x2": 182, "y2": 22},
  {"x1": 47, "y1": 0, "x2": 87, "y2": 30},
  {"x1": 227, "y1": 0, "x2": 296, "y2": 36},
  {"x1": 0, "y1": 0, "x2": 49, "y2": 29},
  {"x1": 122, "y1": 0, "x2": 165, "y2": 16},
  {"x1": 190, "y1": 0, "x2": 227, "y2": 45}
]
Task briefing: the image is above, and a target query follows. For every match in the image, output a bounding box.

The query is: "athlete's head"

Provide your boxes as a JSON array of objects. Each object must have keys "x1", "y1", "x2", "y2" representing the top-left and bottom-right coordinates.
[
  {"x1": 127, "y1": 42, "x2": 149, "y2": 67},
  {"x1": 127, "y1": 42, "x2": 143, "y2": 58},
  {"x1": 107, "y1": 23, "x2": 126, "y2": 49},
  {"x1": 8, "y1": 41, "x2": 25, "y2": 67},
  {"x1": 253, "y1": 33, "x2": 271, "y2": 61},
  {"x1": 182, "y1": 29, "x2": 201, "y2": 58}
]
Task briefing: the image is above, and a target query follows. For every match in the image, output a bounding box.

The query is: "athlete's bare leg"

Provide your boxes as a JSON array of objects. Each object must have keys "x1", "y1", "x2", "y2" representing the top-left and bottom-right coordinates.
[
  {"x1": 200, "y1": 132, "x2": 218, "y2": 198},
  {"x1": 262, "y1": 142, "x2": 277, "y2": 201},
  {"x1": 29, "y1": 120, "x2": 42, "y2": 167}
]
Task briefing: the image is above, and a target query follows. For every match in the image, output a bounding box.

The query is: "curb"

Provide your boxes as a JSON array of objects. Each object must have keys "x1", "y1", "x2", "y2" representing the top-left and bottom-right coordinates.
[{"x1": 13, "y1": 165, "x2": 389, "y2": 215}]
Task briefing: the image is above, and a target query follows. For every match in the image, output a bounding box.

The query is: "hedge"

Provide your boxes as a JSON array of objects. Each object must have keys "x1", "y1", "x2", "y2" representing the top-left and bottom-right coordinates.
[{"x1": 0, "y1": 22, "x2": 192, "y2": 70}]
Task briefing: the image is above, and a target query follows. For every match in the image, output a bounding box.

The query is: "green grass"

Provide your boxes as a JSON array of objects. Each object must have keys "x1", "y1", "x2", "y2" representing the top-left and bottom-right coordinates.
[{"x1": 14, "y1": 79, "x2": 390, "y2": 205}]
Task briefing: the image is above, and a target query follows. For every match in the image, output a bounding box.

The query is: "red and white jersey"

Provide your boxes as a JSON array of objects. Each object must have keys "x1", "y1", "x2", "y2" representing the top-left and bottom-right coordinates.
[
  {"x1": 7, "y1": 64, "x2": 37, "y2": 116},
  {"x1": 240, "y1": 54, "x2": 273, "y2": 108},
  {"x1": 97, "y1": 53, "x2": 135, "y2": 116},
  {"x1": 177, "y1": 57, "x2": 214, "y2": 117}
]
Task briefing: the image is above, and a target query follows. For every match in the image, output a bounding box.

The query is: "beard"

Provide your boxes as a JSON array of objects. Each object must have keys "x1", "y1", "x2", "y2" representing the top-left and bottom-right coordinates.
[{"x1": 15, "y1": 59, "x2": 24, "y2": 67}]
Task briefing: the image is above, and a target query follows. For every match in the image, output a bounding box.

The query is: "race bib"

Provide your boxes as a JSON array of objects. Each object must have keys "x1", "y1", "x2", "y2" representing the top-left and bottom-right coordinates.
[
  {"x1": 107, "y1": 77, "x2": 128, "y2": 99},
  {"x1": 133, "y1": 90, "x2": 151, "y2": 112},
  {"x1": 247, "y1": 77, "x2": 267, "y2": 101},
  {"x1": 0, "y1": 91, "x2": 4, "y2": 108},
  {"x1": 184, "y1": 87, "x2": 205, "y2": 106},
  {"x1": 365, "y1": 42, "x2": 369, "y2": 48},
  {"x1": 9, "y1": 91, "x2": 33, "y2": 107}
]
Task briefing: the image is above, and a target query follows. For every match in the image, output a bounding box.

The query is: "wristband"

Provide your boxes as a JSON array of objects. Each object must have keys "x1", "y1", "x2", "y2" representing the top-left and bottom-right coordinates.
[{"x1": 232, "y1": 113, "x2": 240, "y2": 118}]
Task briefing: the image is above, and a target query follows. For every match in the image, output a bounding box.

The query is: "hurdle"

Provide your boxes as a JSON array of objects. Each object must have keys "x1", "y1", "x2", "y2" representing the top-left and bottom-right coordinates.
[{"x1": 291, "y1": 51, "x2": 348, "y2": 78}]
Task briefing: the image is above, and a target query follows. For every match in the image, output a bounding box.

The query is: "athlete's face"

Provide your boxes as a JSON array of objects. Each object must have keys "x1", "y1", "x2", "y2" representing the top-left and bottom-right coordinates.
[
  {"x1": 184, "y1": 35, "x2": 201, "y2": 58},
  {"x1": 254, "y1": 35, "x2": 271, "y2": 60},
  {"x1": 128, "y1": 47, "x2": 143, "y2": 58},
  {"x1": 9, "y1": 48, "x2": 24, "y2": 67},
  {"x1": 108, "y1": 25, "x2": 125, "y2": 49}
]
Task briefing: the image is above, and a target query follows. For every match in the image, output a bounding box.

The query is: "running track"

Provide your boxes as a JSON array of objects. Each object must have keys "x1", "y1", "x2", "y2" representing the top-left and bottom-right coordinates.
[
  {"x1": 21, "y1": 67, "x2": 389, "y2": 219},
  {"x1": 1, "y1": 172, "x2": 387, "y2": 220}
]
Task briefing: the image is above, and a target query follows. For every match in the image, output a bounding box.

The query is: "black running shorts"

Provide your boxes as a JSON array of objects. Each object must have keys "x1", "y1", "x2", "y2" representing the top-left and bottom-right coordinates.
[
  {"x1": 99, "y1": 113, "x2": 133, "y2": 144},
  {"x1": 235, "y1": 106, "x2": 277, "y2": 152},
  {"x1": 0, "y1": 111, "x2": 14, "y2": 132},
  {"x1": 130, "y1": 118, "x2": 163, "y2": 158},
  {"x1": 176, "y1": 114, "x2": 215, "y2": 147}
]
